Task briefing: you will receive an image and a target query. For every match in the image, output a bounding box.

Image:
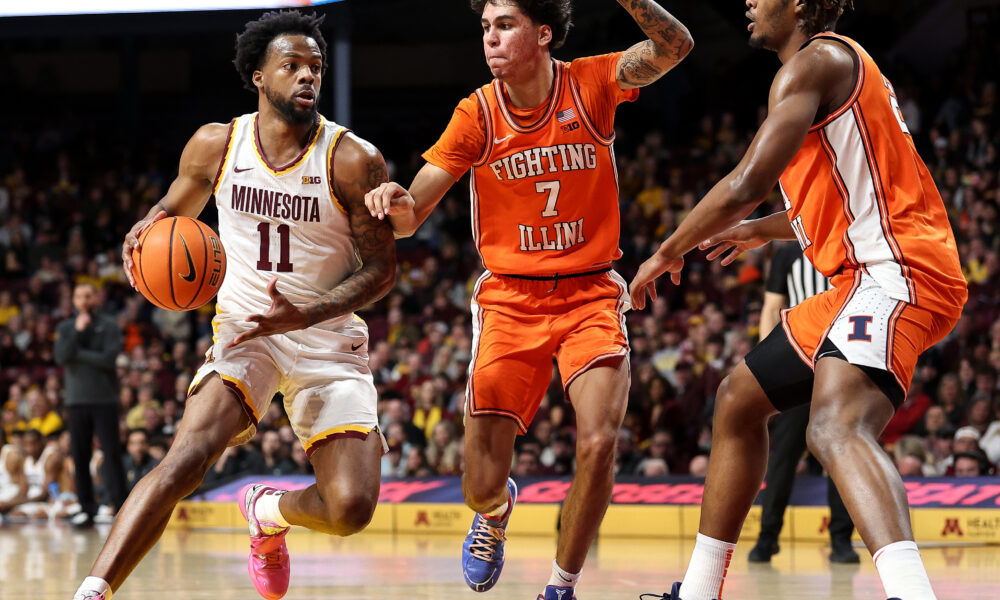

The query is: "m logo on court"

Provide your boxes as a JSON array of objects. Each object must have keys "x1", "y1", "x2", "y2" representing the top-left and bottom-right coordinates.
[{"x1": 941, "y1": 518, "x2": 964, "y2": 536}]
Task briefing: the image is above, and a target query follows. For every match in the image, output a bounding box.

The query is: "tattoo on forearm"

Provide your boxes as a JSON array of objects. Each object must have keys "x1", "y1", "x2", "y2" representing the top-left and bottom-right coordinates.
[
  {"x1": 617, "y1": 0, "x2": 694, "y2": 87},
  {"x1": 306, "y1": 149, "x2": 396, "y2": 326}
]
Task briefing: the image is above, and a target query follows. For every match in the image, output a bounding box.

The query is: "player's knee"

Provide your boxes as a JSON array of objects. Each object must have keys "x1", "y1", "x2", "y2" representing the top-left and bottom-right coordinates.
[
  {"x1": 713, "y1": 370, "x2": 772, "y2": 429},
  {"x1": 805, "y1": 416, "x2": 850, "y2": 462},
  {"x1": 575, "y1": 429, "x2": 617, "y2": 468},
  {"x1": 712, "y1": 374, "x2": 742, "y2": 425},
  {"x1": 155, "y1": 447, "x2": 217, "y2": 496},
  {"x1": 323, "y1": 488, "x2": 376, "y2": 536}
]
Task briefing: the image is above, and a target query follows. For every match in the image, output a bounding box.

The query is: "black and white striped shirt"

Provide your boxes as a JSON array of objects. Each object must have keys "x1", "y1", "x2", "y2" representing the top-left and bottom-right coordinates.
[{"x1": 766, "y1": 242, "x2": 830, "y2": 307}]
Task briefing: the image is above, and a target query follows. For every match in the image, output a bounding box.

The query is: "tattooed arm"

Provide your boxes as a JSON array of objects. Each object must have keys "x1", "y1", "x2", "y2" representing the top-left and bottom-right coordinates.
[
  {"x1": 306, "y1": 133, "x2": 397, "y2": 324},
  {"x1": 615, "y1": 0, "x2": 694, "y2": 90},
  {"x1": 228, "y1": 134, "x2": 396, "y2": 346}
]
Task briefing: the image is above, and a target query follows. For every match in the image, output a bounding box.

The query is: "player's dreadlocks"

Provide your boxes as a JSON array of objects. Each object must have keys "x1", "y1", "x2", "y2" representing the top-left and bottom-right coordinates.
[
  {"x1": 801, "y1": 0, "x2": 854, "y2": 36},
  {"x1": 470, "y1": 0, "x2": 573, "y2": 49},
  {"x1": 234, "y1": 10, "x2": 328, "y2": 93}
]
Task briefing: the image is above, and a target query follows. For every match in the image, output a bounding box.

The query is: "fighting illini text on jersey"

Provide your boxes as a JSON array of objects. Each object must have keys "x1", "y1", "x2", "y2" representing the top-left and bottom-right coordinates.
[
  {"x1": 212, "y1": 113, "x2": 359, "y2": 324},
  {"x1": 470, "y1": 60, "x2": 624, "y2": 276},
  {"x1": 778, "y1": 33, "x2": 967, "y2": 315}
]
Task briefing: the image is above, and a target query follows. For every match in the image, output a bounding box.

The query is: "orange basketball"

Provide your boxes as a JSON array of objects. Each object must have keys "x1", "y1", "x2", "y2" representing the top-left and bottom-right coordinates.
[{"x1": 131, "y1": 216, "x2": 227, "y2": 311}]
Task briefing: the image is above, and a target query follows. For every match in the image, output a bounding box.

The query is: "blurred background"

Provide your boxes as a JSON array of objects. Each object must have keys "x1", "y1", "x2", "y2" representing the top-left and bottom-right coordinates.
[{"x1": 1, "y1": 0, "x2": 999, "y2": 520}]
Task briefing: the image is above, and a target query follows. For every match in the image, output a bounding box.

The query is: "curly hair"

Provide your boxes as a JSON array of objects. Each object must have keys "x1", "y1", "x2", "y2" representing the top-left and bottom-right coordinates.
[
  {"x1": 470, "y1": 0, "x2": 573, "y2": 50},
  {"x1": 801, "y1": 0, "x2": 854, "y2": 36},
  {"x1": 233, "y1": 10, "x2": 328, "y2": 93}
]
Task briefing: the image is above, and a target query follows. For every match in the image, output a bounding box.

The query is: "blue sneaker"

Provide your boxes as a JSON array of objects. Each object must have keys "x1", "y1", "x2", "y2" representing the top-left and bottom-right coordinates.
[
  {"x1": 462, "y1": 477, "x2": 518, "y2": 592},
  {"x1": 639, "y1": 582, "x2": 713, "y2": 600},
  {"x1": 538, "y1": 585, "x2": 576, "y2": 600}
]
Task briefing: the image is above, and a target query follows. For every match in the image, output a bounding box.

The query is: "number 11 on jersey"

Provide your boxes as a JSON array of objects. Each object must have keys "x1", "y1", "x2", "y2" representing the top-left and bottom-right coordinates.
[{"x1": 257, "y1": 222, "x2": 293, "y2": 272}]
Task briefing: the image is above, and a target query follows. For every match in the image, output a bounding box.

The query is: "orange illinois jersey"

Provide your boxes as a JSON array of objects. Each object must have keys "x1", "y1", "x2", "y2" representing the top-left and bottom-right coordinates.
[
  {"x1": 778, "y1": 33, "x2": 967, "y2": 315},
  {"x1": 467, "y1": 60, "x2": 626, "y2": 276}
]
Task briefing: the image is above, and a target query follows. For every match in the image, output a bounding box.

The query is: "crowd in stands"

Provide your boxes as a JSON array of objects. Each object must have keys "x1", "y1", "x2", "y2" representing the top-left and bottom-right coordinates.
[{"x1": 1, "y1": 20, "x2": 999, "y2": 519}]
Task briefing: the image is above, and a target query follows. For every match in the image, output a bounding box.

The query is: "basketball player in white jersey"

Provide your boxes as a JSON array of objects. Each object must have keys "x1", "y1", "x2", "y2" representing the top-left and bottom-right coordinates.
[
  {"x1": 0, "y1": 434, "x2": 28, "y2": 521},
  {"x1": 72, "y1": 11, "x2": 396, "y2": 600},
  {"x1": 2, "y1": 430, "x2": 58, "y2": 519}
]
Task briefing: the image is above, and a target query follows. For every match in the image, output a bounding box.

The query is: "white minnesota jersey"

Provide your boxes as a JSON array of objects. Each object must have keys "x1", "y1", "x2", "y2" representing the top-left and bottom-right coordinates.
[
  {"x1": 212, "y1": 113, "x2": 358, "y2": 324},
  {"x1": 0, "y1": 445, "x2": 19, "y2": 503},
  {"x1": 23, "y1": 445, "x2": 55, "y2": 499}
]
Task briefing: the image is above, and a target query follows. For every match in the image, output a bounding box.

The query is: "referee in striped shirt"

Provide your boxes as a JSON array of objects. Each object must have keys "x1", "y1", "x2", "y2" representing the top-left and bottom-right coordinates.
[{"x1": 748, "y1": 242, "x2": 860, "y2": 564}]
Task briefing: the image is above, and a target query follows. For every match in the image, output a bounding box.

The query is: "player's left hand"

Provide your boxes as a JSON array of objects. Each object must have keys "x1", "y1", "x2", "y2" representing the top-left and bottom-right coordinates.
[
  {"x1": 228, "y1": 277, "x2": 309, "y2": 347},
  {"x1": 629, "y1": 248, "x2": 684, "y2": 311}
]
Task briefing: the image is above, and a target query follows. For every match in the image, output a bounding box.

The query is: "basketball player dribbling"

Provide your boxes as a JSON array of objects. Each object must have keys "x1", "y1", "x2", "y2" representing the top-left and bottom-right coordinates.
[
  {"x1": 630, "y1": 2, "x2": 966, "y2": 600},
  {"x1": 365, "y1": 2, "x2": 692, "y2": 598},
  {"x1": 72, "y1": 11, "x2": 396, "y2": 600}
]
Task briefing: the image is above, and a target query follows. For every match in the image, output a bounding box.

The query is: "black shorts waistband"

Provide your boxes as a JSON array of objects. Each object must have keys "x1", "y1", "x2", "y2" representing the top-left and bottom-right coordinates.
[{"x1": 496, "y1": 267, "x2": 611, "y2": 281}]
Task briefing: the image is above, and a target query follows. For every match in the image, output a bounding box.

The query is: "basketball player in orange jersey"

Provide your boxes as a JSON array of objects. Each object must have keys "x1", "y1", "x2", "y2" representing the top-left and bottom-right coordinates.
[
  {"x1": 365, "y1": 1, "x2": 692, "y2": 598},
  {"x1": 71, "y1": 11, "x2": 396, "y2": 600},
  {"x1": 630, "y1": 2, "x2": 966, "y2": 600}
]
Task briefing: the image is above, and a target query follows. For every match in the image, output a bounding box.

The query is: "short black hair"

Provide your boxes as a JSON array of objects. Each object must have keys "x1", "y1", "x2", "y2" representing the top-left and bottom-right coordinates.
[
  {"x1": 234, "y1": 10, "x2": 328, "y2": 93},
  {"x1": 471, "y1": 0, "x2": 573, "y2": 50},
  {"x1": 953, "y1": 451, "x2": 990, "y2": 475},
  {"x1": 801, "y1": 0, "x2": 854, "y2": 36}
]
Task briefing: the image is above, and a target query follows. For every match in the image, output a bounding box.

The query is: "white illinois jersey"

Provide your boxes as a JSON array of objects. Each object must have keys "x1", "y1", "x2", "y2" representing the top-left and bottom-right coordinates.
[{"x1": 211, "y1": 113, "x2": 358, "y2": 324}]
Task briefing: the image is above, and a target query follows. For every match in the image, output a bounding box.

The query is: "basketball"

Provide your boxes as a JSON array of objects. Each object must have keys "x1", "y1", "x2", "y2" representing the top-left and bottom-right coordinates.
[{"x1": 131, "y1": 216, "x2": 227, "y2": 311}]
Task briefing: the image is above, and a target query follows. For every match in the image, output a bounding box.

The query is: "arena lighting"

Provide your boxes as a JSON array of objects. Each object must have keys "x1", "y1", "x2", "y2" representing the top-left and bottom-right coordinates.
[{"x1": 0, "y1": 0, "x2": 345, "y2": 17}]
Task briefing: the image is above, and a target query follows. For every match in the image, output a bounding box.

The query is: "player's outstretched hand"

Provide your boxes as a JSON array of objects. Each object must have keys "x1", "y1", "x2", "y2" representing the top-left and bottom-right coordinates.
[
  {"x1": 364, "y1": 182, "x2": 414, "y2": 220},
  {"x1": 122, "y1": 210, "x2": 167, "y2": 288},
  {"x1": 228, "y1": 277, "x2": 309, "y2": 347},
  {"x1": 698, "y1": 221, "x2": 768, "y2": 266},
  {"x1": 629, "y1": 249, "x2": 684, "y2": 311}
]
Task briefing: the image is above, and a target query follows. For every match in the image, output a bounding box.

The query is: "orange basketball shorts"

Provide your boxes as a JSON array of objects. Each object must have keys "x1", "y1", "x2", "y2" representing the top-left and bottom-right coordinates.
[
  {"x1": 781, "y1": 270, "x2": 960, "y2": 395},
  {"x1": 466, "y1": 269, "x2": 630, "y2": 433}
]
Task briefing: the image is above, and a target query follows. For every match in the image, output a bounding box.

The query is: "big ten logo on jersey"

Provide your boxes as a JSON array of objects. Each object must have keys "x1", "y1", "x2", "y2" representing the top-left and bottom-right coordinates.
[
  {"x1": 301, "y1": 175, "x2": 322, "y2": 185},
  {"x1": 208, "y1": 236, "x2": 224, "y2": 286}
]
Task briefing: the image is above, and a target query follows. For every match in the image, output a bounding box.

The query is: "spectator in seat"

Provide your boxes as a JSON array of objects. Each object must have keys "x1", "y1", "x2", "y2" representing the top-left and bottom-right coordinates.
[
  {"x1": 952, "y1": 451, "x2": 990, "y2": 477},
  {"x1": 123, "y1": 429, "x2": 159, "y2": 493},
  {"x1": 259, "y1": 429, "x2": 295, "y2": 476}
]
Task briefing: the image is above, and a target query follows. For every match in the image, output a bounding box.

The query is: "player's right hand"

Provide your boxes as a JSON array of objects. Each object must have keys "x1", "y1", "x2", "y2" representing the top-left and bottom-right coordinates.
[
  {"x1": 629, "y1": 248, "x2": 684, "y2": 311},
  {"x1": 122, "y1": 210, "x2": 167, "y2": 288},
  {"x1": 364, "y1": 182, "x2": 414, "y2": 220},
  {"x1": 698, "y1": 220, "x2": 768, "y2": 266}
]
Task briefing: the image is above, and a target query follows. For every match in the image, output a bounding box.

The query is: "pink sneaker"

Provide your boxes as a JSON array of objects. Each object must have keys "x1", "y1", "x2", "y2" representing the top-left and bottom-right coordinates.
[{"x1": 238, "y1": 484, "x2": 291, "y2": 600}]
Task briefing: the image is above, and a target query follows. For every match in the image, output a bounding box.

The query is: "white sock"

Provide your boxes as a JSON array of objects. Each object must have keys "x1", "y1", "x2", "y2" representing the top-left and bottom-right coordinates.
[
  {"x1": 547, "y1": 559, "x2": 581, "y2": 589},
  {"x1": 679, "y1": 533, "x2": 736, "y2": 600},
  {"x1": 73, "y1": 576, "x2": 111, "y2": 600},
  {"x1": 484, "y1": 500, "x2": 508, "y2": 520},
  {"x1": 255, "y1": 489, "x2": 290, "y2": 531},
  {"x1": 874, "y1": 541, "x2": 937, "y2": 600}
]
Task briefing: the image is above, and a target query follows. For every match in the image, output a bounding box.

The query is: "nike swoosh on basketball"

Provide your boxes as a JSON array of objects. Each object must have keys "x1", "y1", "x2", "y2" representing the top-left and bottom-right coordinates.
[
  {"x1": 351, "y1": 342, "x2": 364, "y2": 351},
  {"x1": 493, "y1": 134, "x2": 514, "y2": 144},
  {"x1": 178, "y1": 234, "x2": 197, "y2": 282},
  {"x1": 234, "y1": 166, "x2": 254, "y2": 173}
]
